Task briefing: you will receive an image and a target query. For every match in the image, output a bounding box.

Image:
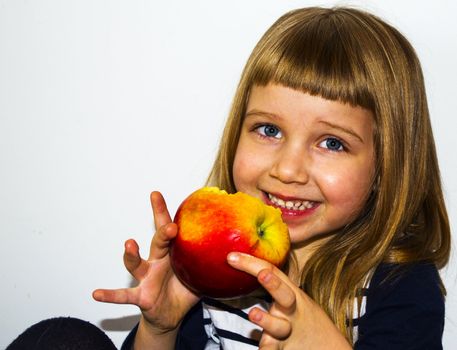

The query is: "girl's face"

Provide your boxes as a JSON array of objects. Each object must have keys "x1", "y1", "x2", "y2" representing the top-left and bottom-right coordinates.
[{"x1": 233, "y1": 84, "x2": 375, "y2": 248}]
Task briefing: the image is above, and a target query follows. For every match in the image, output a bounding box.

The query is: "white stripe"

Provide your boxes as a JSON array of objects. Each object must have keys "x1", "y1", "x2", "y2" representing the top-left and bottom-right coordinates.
[
  {"x1": 351, "y1": 272, "x2": 372, "y2": 343},
  {"x1": 203, "y1": 296, "x2": 269, "y2": 350}
]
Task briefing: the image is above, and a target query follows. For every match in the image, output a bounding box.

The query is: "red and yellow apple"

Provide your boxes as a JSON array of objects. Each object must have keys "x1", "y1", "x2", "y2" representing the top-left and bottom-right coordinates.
[{"x1": 170, "y1": 187, "x2": 290, "y2": 299}]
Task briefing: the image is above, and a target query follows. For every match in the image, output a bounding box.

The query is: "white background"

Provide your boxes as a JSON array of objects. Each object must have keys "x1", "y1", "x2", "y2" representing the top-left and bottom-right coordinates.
[{"x1": 1, "y1": 0, "x2": 456, "y2": 348}]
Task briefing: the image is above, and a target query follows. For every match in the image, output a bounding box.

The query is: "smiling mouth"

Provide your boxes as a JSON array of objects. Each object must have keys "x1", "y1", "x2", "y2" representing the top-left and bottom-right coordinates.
[{"x1": 266, "y1": 192, "x2": 317, "y2": 211}]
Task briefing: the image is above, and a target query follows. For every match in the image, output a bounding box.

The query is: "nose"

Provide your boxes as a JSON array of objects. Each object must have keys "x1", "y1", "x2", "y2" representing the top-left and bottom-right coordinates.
[{"x1": 269, "y1": 143, "x2": 309, "y2": 184}]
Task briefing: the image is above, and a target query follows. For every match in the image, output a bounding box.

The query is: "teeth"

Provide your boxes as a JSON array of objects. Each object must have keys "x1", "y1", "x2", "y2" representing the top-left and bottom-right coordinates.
[{"x1": 267, "y1": 193, "x2": 314, "y2": 211}]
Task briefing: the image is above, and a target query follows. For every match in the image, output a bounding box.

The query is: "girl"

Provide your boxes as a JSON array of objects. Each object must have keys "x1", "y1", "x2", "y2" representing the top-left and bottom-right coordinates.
[{"x1": 93, "y1": 6, "x2": 450, "y2": 350}]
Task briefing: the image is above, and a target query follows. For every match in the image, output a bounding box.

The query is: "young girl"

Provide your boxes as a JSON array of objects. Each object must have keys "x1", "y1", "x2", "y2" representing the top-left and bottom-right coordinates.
[{"x1": 93, "y1": 6, "x2": 450, "y2": 350}]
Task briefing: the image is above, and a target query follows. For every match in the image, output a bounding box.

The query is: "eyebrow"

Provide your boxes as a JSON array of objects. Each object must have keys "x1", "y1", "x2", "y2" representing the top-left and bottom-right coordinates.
[
  {"x1": 245, "y1": 109, "x2": 283, "y2": 121},
  {"x1": 318, "y1": 120, "x2": 364, "y2": 143}
]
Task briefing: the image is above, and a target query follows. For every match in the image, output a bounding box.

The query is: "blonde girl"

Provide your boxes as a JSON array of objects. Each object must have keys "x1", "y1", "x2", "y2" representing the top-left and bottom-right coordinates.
[{"x1": 94, "y1": 6, "x2": 450, "y2": 350}]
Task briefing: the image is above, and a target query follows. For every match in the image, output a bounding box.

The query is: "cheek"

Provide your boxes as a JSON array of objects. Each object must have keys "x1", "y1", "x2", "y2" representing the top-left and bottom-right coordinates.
[
  {"x1": 232, "y1": 141, "x2": 271, "y2": 192},
  {"x1": 232, "y1": 155, "x2": 248, "y2": 190},
  {"x1": 319, "y1": 166, "x2": 373, "y2": 217},
  {"x1": 232, "y1": 146, "x2": 256, "y2": 192}
]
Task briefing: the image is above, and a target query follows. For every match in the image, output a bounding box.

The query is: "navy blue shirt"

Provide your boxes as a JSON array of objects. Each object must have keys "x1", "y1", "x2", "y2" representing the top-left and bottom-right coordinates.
[
  {"x1": 122, "y1": 262, "x2": 444, "y2": 349},
  {"x1": 354, "y1": 263, "x2": 444, "y2": 349}
]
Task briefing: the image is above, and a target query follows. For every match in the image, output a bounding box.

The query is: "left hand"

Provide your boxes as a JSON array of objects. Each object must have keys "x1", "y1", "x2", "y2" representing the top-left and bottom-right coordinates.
[{"x1": 227, "y1": 252, "x2": 353, "y2": 350}]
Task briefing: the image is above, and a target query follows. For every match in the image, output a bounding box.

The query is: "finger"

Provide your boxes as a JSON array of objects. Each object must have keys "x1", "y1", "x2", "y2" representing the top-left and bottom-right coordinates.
[
  {"x1": 249, "y1": 307, "x2": 292, "y2": 340},
  {"x1": 149, "y1": 221, "x2": 179, "y2": 260},
  {"x1": 259, "y1": 343, "x2": 279, "y2": 350},
  {"x1": 150, "y1": 191, "x2": 172, "y2": 229},
  {"x1": 92, "y1": 288, "x2": 139, "y2": 306},
  {"x1": 123, "y1": 239, "x2": 150, "y2": 281},
  {"x1": 259, "y1": 346, "x2": 278, "y2": 350},
  {"x1": 227, "y1": 253, "x2": 293, "y2": 289},
  {"x1": 258, "y1": 268, "x2": 296, "y2": 312},
  {"x1": 259, "y1": 333, "x2": 281, "y2": 350},
  {"x1": 227, "y1": 252, "x2": 273, "y2": 274}
]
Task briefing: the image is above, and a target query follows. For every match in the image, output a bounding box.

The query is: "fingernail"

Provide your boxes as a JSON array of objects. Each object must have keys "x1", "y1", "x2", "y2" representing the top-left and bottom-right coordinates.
[
  {"x1": 227, "y1": 252, "x2": 240, "y2": 263},
  {"x1": 250, "y1": 309, "x2": 262, "y2": 322}
]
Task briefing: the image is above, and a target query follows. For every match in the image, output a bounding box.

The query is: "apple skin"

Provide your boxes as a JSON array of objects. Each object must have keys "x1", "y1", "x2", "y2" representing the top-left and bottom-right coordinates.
[{"x1": 170, "y1": 187, "x2": 290, "y2": 299}]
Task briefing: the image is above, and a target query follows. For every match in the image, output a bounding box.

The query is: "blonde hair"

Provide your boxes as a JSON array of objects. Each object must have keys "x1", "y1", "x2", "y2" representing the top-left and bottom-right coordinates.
[{"x1": 207, "y1": 7, "x2": 450, "y2": 341}]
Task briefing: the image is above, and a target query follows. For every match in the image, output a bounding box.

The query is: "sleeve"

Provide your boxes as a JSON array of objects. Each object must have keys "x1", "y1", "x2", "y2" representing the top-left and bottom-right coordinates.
[
  {"x1": 354, "y1": 263, "x2": 445, "y2": 350},
  {"x1": 120, "y1": 302, "x2": 207, "y2": 350}
]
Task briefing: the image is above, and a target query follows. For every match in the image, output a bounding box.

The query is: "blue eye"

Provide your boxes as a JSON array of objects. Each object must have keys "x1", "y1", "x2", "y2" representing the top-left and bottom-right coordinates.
[
  {"x1": 320, "y1": 137, "x2": 344, "y2": 151},
  {"x1": 257, "y1": 125, "x2": 282, "y2": 138}
]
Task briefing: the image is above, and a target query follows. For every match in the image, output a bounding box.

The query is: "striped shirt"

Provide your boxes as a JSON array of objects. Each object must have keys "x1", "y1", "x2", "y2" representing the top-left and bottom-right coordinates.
[
  {"x1": 121, "y1": 262, "x2": 444, "y2": 350},
  {"x1": 201, "y1": 284, "x2": 370, "y2": 349},
  {"x1": 202, "y1": 294, "x2": 270, "y2": 349}
]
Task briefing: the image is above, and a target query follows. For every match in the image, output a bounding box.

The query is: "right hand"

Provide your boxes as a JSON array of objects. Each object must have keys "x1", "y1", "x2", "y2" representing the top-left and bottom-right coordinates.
[{"x1": 93, "y1": 191, "x2": 199, "y2": 335}]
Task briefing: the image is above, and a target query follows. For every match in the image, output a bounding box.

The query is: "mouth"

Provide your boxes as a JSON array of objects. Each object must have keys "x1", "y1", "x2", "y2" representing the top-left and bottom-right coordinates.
[{"x1": 263, "y1": 191, "x2": 319, "y2": 218}]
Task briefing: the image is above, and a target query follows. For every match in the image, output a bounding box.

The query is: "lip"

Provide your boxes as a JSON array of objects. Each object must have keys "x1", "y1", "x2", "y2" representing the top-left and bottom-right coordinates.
[{"x1": 262, "y1": 191, "x2": 320, "y2": 221}]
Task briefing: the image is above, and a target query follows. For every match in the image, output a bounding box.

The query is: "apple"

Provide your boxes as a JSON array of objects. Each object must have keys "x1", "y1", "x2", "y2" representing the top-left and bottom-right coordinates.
[{"x1": 170, "y1": 187, "x2": 290, "y2": 299}]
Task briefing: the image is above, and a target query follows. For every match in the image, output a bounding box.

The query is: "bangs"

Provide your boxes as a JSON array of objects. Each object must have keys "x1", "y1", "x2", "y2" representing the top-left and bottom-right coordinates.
[{"x1": 247, "y1": 9, "x2": 375, "y2": 111}]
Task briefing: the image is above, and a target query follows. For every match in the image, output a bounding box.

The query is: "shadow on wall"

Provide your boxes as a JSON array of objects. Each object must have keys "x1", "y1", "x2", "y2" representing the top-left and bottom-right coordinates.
[{"x1": 100, "y1": 314, "x2": 140, "y2": 331}]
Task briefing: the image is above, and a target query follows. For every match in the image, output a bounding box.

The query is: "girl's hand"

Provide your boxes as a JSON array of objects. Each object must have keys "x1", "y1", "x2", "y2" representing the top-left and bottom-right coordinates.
[
  {"x1": 93, "y1": 192, "x2": 199, "y2": 338},
  {"x1": 227, "y1": 253, "x2": 352, "y2": 350}
]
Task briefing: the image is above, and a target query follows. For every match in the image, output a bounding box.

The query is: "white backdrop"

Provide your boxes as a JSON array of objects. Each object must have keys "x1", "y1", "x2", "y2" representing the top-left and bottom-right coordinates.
[{"x1": 1, "y1": 0, "x2": 456, "y2": 348}]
